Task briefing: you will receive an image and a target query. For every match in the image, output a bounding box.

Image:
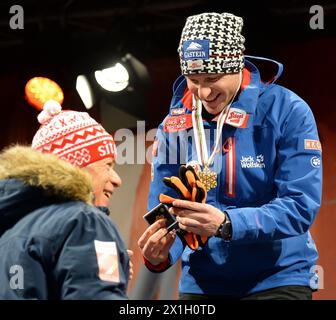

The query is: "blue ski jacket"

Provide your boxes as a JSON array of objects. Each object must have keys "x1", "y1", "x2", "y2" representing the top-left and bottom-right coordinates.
[{"x1": 147, "y1": 56, "x2": 322, "y2": 297}]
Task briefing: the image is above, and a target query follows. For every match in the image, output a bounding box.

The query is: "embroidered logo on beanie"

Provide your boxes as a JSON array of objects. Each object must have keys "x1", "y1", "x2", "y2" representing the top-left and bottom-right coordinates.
[
  {"x1": 178, "y1": 12, "x2": 245, "y2": 74},
  {"x1": 182, "y1": 39, "x2": 210, "y2": 60},
  {"x1": 32, "y1": 100, "x2": 117, "y2": 167}
]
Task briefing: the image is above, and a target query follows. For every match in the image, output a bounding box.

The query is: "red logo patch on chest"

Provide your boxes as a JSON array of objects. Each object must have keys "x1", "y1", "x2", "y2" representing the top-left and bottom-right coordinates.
[{"x1": 164, "y1": 114, "x2": 193, "y2": 132}]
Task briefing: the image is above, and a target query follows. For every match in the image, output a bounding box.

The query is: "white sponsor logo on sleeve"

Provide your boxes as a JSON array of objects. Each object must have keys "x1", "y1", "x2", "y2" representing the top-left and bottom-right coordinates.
[{"x1": 94, "y1": 240, "x2": 120, "y2": 283}]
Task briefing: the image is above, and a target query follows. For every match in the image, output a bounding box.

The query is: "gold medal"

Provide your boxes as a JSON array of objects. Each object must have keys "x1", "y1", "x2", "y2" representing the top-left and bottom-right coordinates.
[
  {"x1": 191, "y1": 74, "x2": 241, "y2": 193},
  {"x1": 199, "y1": 166, "x2": 217, "y2": 191}
]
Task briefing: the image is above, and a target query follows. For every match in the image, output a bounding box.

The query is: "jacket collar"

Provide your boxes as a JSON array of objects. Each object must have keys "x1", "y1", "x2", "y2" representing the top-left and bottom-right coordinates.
[
  {"x1": 0, "y1": 146, "x2": 96, "y2": 237},
  {"x1": 0, "y1": 145, "x2": 94, "y2": 204},
  {"x1": 96, "y1": 206, "x2": 110, "y2": 216},
  {"x1": 170, "y1": 56, "x2": 283, "y2": 128}
]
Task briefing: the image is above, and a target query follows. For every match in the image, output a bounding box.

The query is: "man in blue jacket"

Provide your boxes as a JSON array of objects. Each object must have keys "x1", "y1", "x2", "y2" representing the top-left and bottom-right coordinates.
[
  {"x1": 0, "y1": 100, "x2": 130, "y2": 299},
  {"x1": 138, "y1": 12, "x2": 322, "y2": 299}
]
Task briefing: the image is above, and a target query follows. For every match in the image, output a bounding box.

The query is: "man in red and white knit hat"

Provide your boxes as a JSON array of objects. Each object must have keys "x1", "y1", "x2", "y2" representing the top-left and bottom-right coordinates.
[
  {"x1": 32, "y1": 99, "x2": 120, "y2": 206},
  {"x1": 0, "y1": 100, "x2": 133, "y2": 299}
]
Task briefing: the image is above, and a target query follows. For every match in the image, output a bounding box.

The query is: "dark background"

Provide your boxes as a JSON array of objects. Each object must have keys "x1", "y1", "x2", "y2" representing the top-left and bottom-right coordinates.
[
  {"x1": 0, "y1": 0, "x2": 335, "y2": 299},
  {"x1": 0, "y1": 0, "x2": 335, "y2": 137}
]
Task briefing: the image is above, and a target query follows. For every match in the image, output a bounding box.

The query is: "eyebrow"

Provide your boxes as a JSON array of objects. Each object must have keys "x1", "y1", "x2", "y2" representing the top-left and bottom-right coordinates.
[
  {"x1": 205, "y1": 75, "x2": 221, "y2": 80},
  {"x1": 104, "y1": 158, "x2": 115, "y2": 165},
  {"x1": 188, "y1": 75, "x2": 221, "y2": 82}
]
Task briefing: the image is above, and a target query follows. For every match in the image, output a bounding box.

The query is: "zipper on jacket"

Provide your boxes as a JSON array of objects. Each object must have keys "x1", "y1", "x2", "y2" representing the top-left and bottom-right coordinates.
[{"x1": 225, "y1": 137, "x2": 236, "y2": 197}]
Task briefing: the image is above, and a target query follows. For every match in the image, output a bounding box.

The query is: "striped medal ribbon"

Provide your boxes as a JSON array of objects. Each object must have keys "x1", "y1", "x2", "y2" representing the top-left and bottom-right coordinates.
[
  {"x1": 191, "y1": 95, "x2": 228, "y2": 191},
  {"x1": 191, "y1": 71, "x2": 242, "y2": 191}
]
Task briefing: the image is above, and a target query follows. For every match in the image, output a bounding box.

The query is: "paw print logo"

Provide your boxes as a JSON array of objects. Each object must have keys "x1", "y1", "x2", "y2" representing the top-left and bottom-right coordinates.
[
  {"x1": 256, "y1": 154, "x2": 264, "y2": 163},
  {"x1": 310, "y1": 156, "x2": 321, "y2": 168}
]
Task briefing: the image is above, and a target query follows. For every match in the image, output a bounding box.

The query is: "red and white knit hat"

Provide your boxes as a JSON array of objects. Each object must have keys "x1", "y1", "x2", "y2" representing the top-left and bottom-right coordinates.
[{"x1": 32, "y1": 100, "x2": 117, "y2": 167}]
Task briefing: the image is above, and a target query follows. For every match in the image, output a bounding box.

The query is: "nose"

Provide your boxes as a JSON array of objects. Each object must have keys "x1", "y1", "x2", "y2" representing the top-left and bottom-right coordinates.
[
  {"x1": 110, "y1": 169, "x2": 122, "y2": 188},
  {"x1": 197, "y1": 85, "x2": 211, "y2": 100}
]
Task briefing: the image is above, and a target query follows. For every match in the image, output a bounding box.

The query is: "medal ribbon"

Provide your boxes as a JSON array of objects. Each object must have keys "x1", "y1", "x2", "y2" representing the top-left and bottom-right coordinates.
[{"x1": 191, "y1": 72, "x2": 242, "y2": 168}]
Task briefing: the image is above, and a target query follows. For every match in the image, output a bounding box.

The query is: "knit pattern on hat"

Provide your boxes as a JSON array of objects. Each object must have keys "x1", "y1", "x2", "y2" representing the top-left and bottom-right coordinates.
[
  {"x1": 178, "y1": 12, "x2": 245, "y2": 74},
  {"x1": 32, "y1": 100, "x2": 117, "y2": 168}
]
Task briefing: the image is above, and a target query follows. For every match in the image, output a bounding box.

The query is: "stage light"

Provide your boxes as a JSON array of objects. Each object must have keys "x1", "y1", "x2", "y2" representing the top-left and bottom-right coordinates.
[
  {"x1": 74, "y1": 53, "x2": 150, "y2": 122},
  {"x1": 76, "y1": 75, "x2": 95, "y2": 109},
  {"x1": 121, "y1": 53, "x2": 151, "y2": 89},
  {"x1": 94, "y1": 63, "x2": 129, "y2": 92},
  {"x1": 25, "y1": 77, "x2": 64, "y2": 110}
]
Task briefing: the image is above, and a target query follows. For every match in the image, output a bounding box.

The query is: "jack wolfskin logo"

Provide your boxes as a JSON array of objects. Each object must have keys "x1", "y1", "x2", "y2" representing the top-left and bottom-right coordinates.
[
  {"x1": 240, "y1": 154, "x2": 265, "y2": 169},
  {"x1": 310, "y1": 156, "x2": 321, "y2": 168}
]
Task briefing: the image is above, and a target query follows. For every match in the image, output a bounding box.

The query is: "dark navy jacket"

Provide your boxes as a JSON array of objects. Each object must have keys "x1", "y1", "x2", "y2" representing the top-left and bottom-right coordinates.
[{"x1": 0, "y1": 147, "x2": 129, "y2": 300}]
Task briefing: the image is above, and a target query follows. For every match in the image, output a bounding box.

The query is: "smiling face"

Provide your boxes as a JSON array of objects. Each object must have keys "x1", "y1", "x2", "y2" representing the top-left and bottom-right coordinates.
[
  {"x1": 186, "y1": 72, "x2": 241, "y2": 115},
  {"x1": 84, "y1": 157, "x2": 122, "y2": 207}
]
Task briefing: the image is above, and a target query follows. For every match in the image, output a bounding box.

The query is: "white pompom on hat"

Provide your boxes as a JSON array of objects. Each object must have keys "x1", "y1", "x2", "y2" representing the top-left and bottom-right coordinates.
[
  {"x1": 37, "y1": 100, "x2": 62, "y2": 124},
  {"x1": 32, "y1": 100, "x2": 117, "y2": 167}
]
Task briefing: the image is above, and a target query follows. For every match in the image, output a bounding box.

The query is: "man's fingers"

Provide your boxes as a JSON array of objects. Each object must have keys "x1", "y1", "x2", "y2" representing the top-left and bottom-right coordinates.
[
  {"x1": 178, "y1": 223, "x2": 202, "y2": 235},
  {"x1": 127, "y1": 249, "x2": 134, "y2": 257},
  {"x1": 170, "y1": 206, "x2": 192, "y2": 217},
  {"x1": 128, "y1": 260, "x2": 134, "y2": 280},
  {"x1": 171, "y1": 208, "x2": 209, "y2": 223},
  {"x1": 170, "y1": 206, "x2": 206, "y2": 218},
  {"x1": 150, "y1": 227, "x2": 170, "y2": 243},
  {"x1": 172, "y1": 199, "x2": 205, "y2": 211},
  {"x1": 177, "y1": 216, "x2": 201, "y2": 229},
  {"x1": 138, "y1": 219, "x2": 167, "y2": 249},
  {"x1": 142, "y1": 227, "x2": 170, "y2": 258},
  {"x1": 160, "y1": 232, "x2": 176, "y2": 257},
  {"x1": 144, "y1": 228, "x2": 175, "y2": 254},
  {"x1": 154, "y1": 230, "x2": 176, "y2": 258},
  {"x1": 142, "y1": 227, "x2": 168, "y2": 255}
]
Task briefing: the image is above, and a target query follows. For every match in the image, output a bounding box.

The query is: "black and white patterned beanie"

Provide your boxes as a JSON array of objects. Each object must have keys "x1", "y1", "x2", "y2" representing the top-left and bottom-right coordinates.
[{"x1": 178, "y1": 12, "x2": 245, "y2": 75}]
